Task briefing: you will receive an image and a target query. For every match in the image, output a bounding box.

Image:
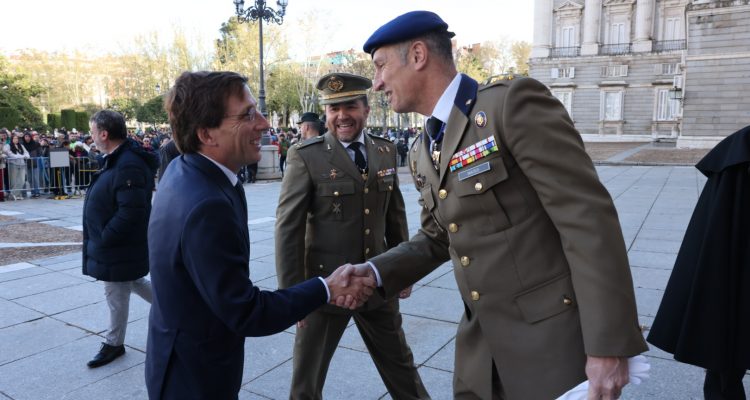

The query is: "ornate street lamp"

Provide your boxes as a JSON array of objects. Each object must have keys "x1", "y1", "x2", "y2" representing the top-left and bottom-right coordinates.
[{"x1": 233, "y1": 0, "x2": 289, "y2": 116}]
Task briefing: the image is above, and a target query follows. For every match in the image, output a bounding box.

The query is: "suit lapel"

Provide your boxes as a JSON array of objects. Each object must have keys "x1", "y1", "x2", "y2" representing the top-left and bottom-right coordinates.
[
  {"x1": 439, "y1": 75, "x2": 479, "y2": 183},
  {"x1": 324, "y1": 132, "x2": 364, "y2": 183}
]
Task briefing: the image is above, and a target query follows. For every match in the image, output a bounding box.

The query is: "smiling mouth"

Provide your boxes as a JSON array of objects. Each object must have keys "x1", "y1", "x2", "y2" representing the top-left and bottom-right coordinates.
[{"x1": 337, "y1": 122, "x2": 354, "y2": 130}]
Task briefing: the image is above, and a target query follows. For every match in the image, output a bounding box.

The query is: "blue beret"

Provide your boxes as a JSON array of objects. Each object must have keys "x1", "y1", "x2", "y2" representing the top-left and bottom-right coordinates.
[{"x1": 363, "y1": 11, "x2": 455, "y2": 55}]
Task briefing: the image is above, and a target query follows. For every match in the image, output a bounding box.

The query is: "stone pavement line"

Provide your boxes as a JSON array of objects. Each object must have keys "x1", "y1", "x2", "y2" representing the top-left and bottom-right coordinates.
[{"x1": 605, "y1": 143, "x2": 653, "y2": 163}]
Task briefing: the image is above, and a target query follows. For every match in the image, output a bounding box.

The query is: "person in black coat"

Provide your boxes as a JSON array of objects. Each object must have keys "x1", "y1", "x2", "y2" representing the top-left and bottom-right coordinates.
[
  {"x1": 82, "y1": 110, "x2": 159, "y2": 368},
  {"x1": 647, "y1": 125, "x2": 750, "y2": 399}
]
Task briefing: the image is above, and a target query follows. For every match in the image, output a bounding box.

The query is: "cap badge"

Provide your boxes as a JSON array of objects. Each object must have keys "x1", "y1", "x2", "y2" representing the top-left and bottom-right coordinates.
[{"x1": 327, "y1": 76, "x2": 344, "y2": 92}]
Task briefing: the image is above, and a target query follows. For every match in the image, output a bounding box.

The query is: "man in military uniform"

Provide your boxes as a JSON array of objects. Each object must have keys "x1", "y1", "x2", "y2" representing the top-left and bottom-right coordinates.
[
  {"x1": 275, "y1": 72, "x2": 429, "y2": 400},
  {"x1": 296, "y1": 112, "x2": 322, "y2": 140},
  {"x1": 338, "y1": 11, "x2": 648, "y2": 400}
]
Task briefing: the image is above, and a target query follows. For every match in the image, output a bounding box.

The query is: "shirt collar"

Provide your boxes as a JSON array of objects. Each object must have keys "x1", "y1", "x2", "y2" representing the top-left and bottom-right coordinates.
[
  {"x1": 430, "y1": 73, "x2": 462, "y2": 123},
  {"x1": 338, "y1": 131, "x2": 365, "y2": 148},
  {"x1": 198, "y1": 152, "x2": 239, "y2": 186}
]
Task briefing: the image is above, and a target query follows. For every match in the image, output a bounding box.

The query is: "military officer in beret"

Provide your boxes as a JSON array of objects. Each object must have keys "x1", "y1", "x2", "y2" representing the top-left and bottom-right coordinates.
[
  {"x1": 275, "y1": 72, "x2": 429, "y2": 400},
  {"x1": 338, "y1": 10, "x2": 648, "y2": 400}
]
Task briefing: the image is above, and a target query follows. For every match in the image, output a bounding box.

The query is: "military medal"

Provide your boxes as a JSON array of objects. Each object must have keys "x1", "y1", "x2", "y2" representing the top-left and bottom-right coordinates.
[
  {"x1": 431, "y1": 149, "x2": 441, "y2": 169},
  {"x1": 329, "y1": 168, "x2": 338, "y2": 180},
  {"x1": 415, "y1": 174, "x2": 425, "y2": 189},
  {"x1": 474, "y1": 111, "x2": 487, "y2": 128}
]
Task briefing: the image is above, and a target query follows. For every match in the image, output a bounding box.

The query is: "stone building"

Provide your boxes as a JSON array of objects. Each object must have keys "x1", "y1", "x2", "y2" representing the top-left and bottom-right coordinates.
[{"x1": 528, "y1": 0, "x2": 750, "y2": 148}]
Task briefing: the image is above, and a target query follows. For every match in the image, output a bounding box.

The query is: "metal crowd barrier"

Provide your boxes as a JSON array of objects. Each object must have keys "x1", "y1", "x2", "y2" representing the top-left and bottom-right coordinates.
[{"x1": 2, "y1": 156, "x2": 99, "y2": 200}]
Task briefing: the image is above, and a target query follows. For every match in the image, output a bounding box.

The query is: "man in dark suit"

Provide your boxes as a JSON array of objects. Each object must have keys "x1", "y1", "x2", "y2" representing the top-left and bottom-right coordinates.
[
  {"x1": 275, "y1": 73, "x2": 428, "y2": 399},
  {"x1": 337, "y1": 11, "x2": 648, "y2": 400},
  {"x1": 146, "y1": 71, "x2": 375, "y2": 400}
]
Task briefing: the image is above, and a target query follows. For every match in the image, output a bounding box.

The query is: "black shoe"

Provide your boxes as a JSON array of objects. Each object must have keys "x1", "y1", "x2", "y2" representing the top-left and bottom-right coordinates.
[{"x1": 87, "y1": 343, "x2": 125, "y2": 368}]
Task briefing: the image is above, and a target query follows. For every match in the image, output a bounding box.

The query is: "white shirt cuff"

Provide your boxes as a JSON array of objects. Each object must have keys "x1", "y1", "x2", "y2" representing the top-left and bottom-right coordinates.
[
  {"x1": 317, "y1": 277, "x2": 330, "y2": 302},
  {"x1": 366, "y1": 261, "x2": 383, "y2": 287}
]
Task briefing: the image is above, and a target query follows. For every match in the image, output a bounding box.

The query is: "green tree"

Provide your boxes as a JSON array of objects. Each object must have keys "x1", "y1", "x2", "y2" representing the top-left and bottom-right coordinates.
[
  {"x1": 0, "y1": 56, "x2": 46, "y2": 130},
  {"x1": 108, "y1": 98, "x2": 141, "y2": 121},
  {"x1": 136, "y1": 95, "x2": 167, "y2": 126},
  {"x1": 511, "y1": 41, "x2": 532, "y2": 76}
]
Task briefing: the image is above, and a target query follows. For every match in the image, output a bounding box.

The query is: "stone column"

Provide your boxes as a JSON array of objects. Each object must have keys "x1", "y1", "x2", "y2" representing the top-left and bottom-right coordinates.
[
  {"x1": 633, "y1": 0, "x2": 655, "y2": 52},
  {"x1": 531, "y1": 0, "x2": 553, "y2": 58},
  {"x1": 581, "y1": 0, "x2": 602, "y2": 55}
]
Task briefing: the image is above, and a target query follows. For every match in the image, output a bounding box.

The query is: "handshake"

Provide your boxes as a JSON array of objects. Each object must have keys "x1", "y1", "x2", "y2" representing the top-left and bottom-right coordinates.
[{"x1": 324, "y1": 263, "x2": 376, "y2": 310}]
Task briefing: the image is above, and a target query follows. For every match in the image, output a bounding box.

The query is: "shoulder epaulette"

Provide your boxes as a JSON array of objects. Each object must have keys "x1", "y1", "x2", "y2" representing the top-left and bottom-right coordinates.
[
  {"x1": 368, "y1": 133, "x2": 393, "y2": 143},
  {"x1": 294, "y1": 135, "x2": 324, "y2": 149},
  {"x1": 480, "y1": 74, "x2": 526, "y2": 90}
]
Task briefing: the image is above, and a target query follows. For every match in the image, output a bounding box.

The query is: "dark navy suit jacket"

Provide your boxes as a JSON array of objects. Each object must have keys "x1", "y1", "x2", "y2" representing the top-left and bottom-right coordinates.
[{"x1": 146, "y1": 153, "x2": 327, "y2": 399}]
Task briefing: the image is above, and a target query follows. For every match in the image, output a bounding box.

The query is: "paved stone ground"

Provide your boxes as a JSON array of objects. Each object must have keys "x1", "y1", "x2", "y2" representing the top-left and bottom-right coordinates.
[{"x1": 1, "y1": 165, "x2": 749, "y2": 400}]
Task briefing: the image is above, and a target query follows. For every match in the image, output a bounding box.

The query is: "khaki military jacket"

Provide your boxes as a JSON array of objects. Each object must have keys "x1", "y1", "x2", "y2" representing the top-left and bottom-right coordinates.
[
  {"x1": 370, "y1": 76, "x2": 648, "y2": 399},
  {"x1": 275, "y1": 132, "x2": 407, "y2": 313}
]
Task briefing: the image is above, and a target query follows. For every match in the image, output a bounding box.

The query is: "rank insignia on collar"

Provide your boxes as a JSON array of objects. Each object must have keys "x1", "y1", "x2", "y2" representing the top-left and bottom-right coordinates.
[
  {"x1": 378, "y1": 146, "x2": 385, "y2": 153},
  {"x1": 332, "y1": 201, "x2": 342, "y2": 215},
  {"x1": 449, "y1": 136, "x2": 499, "y2": 173},
  {"x1": 329, "y1": 168, "x2": 338, "y2": 180},
  {"x1": 385, "y1": 146, "x2": 390, "y2": 153},
  {"x1": 474, "y1": 111, "x2": 487, "y2": 128}
]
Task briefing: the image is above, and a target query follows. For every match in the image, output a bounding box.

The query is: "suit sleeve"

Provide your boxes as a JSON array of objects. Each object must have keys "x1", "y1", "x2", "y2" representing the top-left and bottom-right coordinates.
[
  {"x1": 384, "y1": 149, "x2": 408, "y2": 249},
  {"x1": 275, "y1": 146, "x2": 314, "y2": 289},
  {"x1": 502, "y1": 77, "x2": 646, "y2": 356},
  {"x1": 182, "y1": 196, "x2": 326, "y2": 337}
]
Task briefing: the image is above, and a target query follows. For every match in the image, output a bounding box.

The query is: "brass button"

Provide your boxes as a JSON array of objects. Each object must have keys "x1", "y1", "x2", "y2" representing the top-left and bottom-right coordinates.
[
  {"x1": 364, "y1": 208, "x2": 370, "y2": 215},
  {"x1": 365, "y1": 248, "x2": 370, "y2": 254},
  {"x1": 471, "y1": 291, "x2": 480, "y2": 301},
  {"x1": 438, "y1": 189, "x2": 448, "y2": 199},
  {"x1": 563, "y1": 296, "x2": 573, "y2": 306},
  {"x1": 364, "y1": 228, "x2": 370, "y2": 235},
  {"x1": 333, "y1": 191, "x2": 340, "y2": 196},
  {"x1": 460, "y1": 256, "x2": 470, "y2": 267},
  {"x1": 364, "y1": 188, "x2": 369, "y2": 194},
  {"x1": 319, "y1": 264, "x2": 324, "y2": 270},
  {"x1": 448, "y1": 223, "x2": 458, "y2": 233},
  {"x1": 388, "y1": 185, "x2": 393, "y2": 191},
  {"x1": 474, "y1": 182, "x2": 483, "y2": 191}
]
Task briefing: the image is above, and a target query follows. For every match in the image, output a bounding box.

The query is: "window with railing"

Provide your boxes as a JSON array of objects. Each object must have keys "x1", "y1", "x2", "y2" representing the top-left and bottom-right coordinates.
[
  {"x1": 653, "y1": 40, "x2": 686, "y2": 52},
  {"x1": 550, "y1": 47, "x2": 581, "y2": 57},
  {"x1": 600, "y1": 43, "x2": 632, "y2": 55}
]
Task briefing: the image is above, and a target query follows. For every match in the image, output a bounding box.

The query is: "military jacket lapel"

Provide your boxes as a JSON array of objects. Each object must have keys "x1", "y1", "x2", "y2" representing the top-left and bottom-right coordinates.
[
  {"x1": 323, "y1": 132, "x2": 362, "y2": 183},
  {"x1": 438, "y1": 75, "x2": 479, "y2": 183},
  {"x1": 364, "y1": 135, "x2": 381, "y2": 186}
]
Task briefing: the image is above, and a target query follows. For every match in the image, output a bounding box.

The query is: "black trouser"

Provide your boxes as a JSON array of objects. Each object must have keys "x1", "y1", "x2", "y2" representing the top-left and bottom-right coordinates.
[{"x1": 704, "y1": 369, "x2": 747, "y2": 400}]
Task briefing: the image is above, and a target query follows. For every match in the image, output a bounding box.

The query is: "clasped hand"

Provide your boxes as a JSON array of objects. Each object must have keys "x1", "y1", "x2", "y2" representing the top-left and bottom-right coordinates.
[{"x1": 324, "y1": 263, "x2": 376, "y2": 310}]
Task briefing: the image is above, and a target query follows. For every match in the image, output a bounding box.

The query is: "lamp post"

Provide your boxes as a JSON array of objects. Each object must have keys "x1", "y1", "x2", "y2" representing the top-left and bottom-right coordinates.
[{"x1": 233, "y1": 0, "x2": 289, "y2": 117}]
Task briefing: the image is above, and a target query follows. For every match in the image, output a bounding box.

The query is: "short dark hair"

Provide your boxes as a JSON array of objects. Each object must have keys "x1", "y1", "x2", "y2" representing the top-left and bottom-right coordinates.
[
  {"x1": 164, "y1": 71, "x2": 248, "y2": 154},
  {"x1": 90, "y1": 110, "x2": 127, "y2": 140},
  {"x1": 399, "y1": 30, "x2": 454, "y2": 65}
]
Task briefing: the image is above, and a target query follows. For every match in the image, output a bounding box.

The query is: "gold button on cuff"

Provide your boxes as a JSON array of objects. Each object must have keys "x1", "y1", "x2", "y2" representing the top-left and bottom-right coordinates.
[
  {"x1": 319, "y1": 264, "x2": 324, "y2": 270},
  {"x1": 471, "y1": 291, "x2": 480, "y2": 301},
  {"x1": 364, "y1": 188, "x2": 369, "y2": 194},
  {"x1": 474, "y1": 182, "x2": 483, "y2": 191},
  {"x1": 364, "y1": 228, "x2": 370, "y2": 235},
  {"x1": 448, "y1": 223, "x2": 458, "y2": 233},
  {"x1": 333, "y1": 191, "x2": 340, "y2": 196},
  {"x1": 563, "y1": 296, "x2": 573, "y2": 305},
  {"x1": 365, "y1": 248, "x2": 370, "y2": 254},
  {"x1": 388, "y1": 185, "x2": 393, "y2": 191},
  {"x1": 364, "y1": 208, "x2": 370, "y2": 215},
  {"x1": 460, "y1": 256, "x2": 470, "y2": 267},
  {"x1": 438, "y1": 189, "x2": 448, "y2": 199}
]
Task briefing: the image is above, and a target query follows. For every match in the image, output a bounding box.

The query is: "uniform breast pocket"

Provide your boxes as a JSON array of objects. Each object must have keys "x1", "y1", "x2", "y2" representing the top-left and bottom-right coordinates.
[
  {"x1": 317, "y1": 180, "x2": 356, "y2": 220},
  {"x1": 452, "y1": 156, "x2": 512, "y2": 233},
  {"x1": 377, "y1": 175, "x2": 395, "y2": 211}
]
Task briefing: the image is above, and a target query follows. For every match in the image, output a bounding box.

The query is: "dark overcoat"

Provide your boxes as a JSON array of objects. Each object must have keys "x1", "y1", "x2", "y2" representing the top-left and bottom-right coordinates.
[
  {"x1": 82, "y1": 139, "x2": 158, "y2": 282},
  {"x1": 647, "y1": 126, "x2": 750, "y2": 370}
]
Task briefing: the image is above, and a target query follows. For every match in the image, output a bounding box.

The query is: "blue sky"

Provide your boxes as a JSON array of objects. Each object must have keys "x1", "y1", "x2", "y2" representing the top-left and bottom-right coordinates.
[{"x1": 1, "y1": 0, "x2": 533, "y2": 57}]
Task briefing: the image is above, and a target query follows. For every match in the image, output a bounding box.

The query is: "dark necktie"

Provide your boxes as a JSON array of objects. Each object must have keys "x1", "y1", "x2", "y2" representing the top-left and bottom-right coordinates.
[
  {"x1": 235, "y1": 181, "x2": 247, "y2": 214},
  {"x1": 426, "y1": 116, "x2": 444, "y2": 143},
  {"x1": 348, "y1": 142, "x2": 367, "y2": 172}
]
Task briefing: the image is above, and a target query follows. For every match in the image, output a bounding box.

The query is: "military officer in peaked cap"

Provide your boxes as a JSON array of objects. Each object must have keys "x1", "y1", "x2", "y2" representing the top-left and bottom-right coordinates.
[
  {"x1": 337, "y1": 10, "x2": 648, "y2": 400},
  {"x1": 275, "y1": 72, "x2": 429, "y2": 399}
]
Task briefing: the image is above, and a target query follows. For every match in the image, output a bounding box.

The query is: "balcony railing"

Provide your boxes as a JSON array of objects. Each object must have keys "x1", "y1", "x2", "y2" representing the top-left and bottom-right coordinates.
[
  {"x1": 653, "y1": 39, "x2": 686, "y2": 52},
  {"x1": 599, "y1": 43, "x2": 632, "y2": 55},
  {"x1": 549, "y1": 46, "x2": 581, "y2": 58}
]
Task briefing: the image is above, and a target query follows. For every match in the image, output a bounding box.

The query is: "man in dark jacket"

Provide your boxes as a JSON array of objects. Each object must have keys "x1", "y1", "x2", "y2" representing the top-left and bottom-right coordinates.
[
  {"x1": 82, "y1": 110, "x2": 158, "y2": 368},
  {"x1": 648, "y1": 126, "x2": 750, "y2": 399}
]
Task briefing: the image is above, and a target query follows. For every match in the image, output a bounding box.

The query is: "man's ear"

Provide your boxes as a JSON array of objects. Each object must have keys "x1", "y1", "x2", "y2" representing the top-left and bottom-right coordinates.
[
  {"x1": 411, "y1": 41, "x2": 428, "y2": 71},
  {"x1": 197, "y1": 127, "x2": 218, "y2": 147}
]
